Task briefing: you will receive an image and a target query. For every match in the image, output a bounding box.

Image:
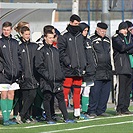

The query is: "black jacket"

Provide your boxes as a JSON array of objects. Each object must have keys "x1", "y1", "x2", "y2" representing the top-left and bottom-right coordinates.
[
  {"x1": 89, "y1": 31, "x2": 112, "y2": 80},
  {"x1": 19, "y1": 40, "x2": 39, "y2": 89},
  {"x1": 35, "y1": 42, "x2": 65, "y2": 93},
  {"x1": 83, "y1": 37, "x2": 97, "y2": 81},
  {"x1": 0, "y1": 34, "x2": 22, "y2": 84},
  {"x1": 57, "y1": 25, "x2": 87, "y2": 77},
  {"x1": 112, "y1": 31, "x2": 133, "y2": 75}
]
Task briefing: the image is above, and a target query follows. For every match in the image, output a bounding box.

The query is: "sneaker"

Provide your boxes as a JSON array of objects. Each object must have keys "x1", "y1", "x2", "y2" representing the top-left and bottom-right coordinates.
[
  {"x1": 36, "y1": 116, "x2": 46, "y2": 122},
  {"x1": 116, "y1": 111, "x2": 123, "y2": 116},
  {"x1": 122, "y1": 111, "x2": 133, "y2": 115},
  {"x1": 89, "y1": 113, "x2": 97, "y2": 119},
  {"x1": 64, "y1": 119, "x2": 76, "y2": 123},
  {"x1": 46, "y1": 121, "x2": 56, "y2": 124},
  {"x1": 74, "y1": 116, "x2": 80, "y2": 120},
  {"x1": 80, "y1": 113, "x2": 89, "y2": 120},
  {"x1": 29, "y1": 117, "x2": 37, "y2": 123},
  {"x1": 3, "y1": 120, "x2": 10, "y2": 126},
  {"x1": 25, "y1": 119, "x2": 32, "y2": 124},
  {"x1": 8, "y1": 120, "x2": 17, "y2": 125},
  {"x1": 98, "y1": 113, "x2": 110, "y2": 117},
  {"x1": 16, "y1": 115, "x2": 23, "y2": 124},
  {"x1": 10, "y1": 117, "x2": 17, "y2": 122},
  {"x1": 52, "y1": 114, "x2": 63, "y2": 121},
  {"x1": 42, "y1": 112, "x2": 47, "y2": 119}
]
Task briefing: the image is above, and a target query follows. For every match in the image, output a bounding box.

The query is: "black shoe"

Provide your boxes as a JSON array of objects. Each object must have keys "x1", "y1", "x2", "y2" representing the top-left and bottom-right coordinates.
[
  {"x1": 116, "y1": 111, "x2": 123, "y2": 115},
  {"x1": 36, "y1": 116, "x2": 46, "y2": 122},
  {"x1": 52, "y1": 114, "x2": 63, "y2": 121},
  {"x1": 98, "y1": 113, "x2": 110, "y2": 117},
  {"x1": 122, "y1": 111, "x2": 133, "y2": 115},
  {"x1": 74, "y1": 116, "x2": 80, "y2": 120}
]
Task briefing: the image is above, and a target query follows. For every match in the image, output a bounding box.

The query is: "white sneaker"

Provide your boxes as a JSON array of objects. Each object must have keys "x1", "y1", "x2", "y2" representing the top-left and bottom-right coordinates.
[{"x1": 16, "y1": 115, "x2": 23, "y2": 124}]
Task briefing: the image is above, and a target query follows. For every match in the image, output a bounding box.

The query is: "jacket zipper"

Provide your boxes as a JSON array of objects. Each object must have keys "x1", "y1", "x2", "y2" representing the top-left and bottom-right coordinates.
[
  {"x1": 49, "y1": 47, "x2": 55, "y2": 90},
  {"x1": 120, "y1": 57, "x2": 122, "y2": 66},
  {"x1": 25, "y1": 43, "x2": 34, "y2": 89},
  {"x1": 8, "y1": 39, "x2": 14, "y2": 82},
  {"x1": 74, "y1": 33, "x2": 81, "y2": 76}
]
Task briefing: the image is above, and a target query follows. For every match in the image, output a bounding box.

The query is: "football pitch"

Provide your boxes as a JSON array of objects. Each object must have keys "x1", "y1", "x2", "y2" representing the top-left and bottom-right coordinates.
[{"x1": 0, "y1": 109, "x2": 133, "y2": 133}]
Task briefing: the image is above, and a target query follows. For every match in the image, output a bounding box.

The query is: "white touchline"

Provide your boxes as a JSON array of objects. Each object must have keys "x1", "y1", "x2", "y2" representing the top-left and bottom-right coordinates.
[
  {"x1": 0, "y1": 114, "x2": 132, "y2": 130},
  {"x1": 40, "y1": 121, "x2": 133, "y2": 133},
  {"x1": 25, "y1": 114, "x2": 133, "y2": 129}
]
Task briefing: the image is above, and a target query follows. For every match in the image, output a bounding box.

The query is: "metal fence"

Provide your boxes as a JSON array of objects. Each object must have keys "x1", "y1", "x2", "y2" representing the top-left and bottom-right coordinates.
[{"x1": 1, "y1": 0, "x2": 133, "y2": 22}]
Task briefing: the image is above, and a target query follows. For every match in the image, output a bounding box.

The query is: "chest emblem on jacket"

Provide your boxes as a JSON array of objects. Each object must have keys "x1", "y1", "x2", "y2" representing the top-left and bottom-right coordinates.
[
  {"x1": 96, "y1": 41, "x2": 99, "y2": 44},
  {"x1": 69, "y1": 38, "x2": 72, "y2": 41},
  {"x1": 46, "y1": 52, "x2": 49, "y2": 55},
  {"x1": 3, "y1": 45, "x2": 6, "y2": 48},
  {"x1": 22, "y1": 49, "x2": 26, "y2": 53}
]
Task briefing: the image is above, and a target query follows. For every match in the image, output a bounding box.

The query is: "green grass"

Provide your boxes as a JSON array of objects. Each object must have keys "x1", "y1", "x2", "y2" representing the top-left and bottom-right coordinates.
[{"x1": 0, "y1": 107, "x2": 133, "y2": 133}]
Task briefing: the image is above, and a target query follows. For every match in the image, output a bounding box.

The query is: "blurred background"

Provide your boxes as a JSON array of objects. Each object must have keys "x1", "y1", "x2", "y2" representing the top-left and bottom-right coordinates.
[{"x1": 0, "y1": 0, "x2": 133, "y2": 38}]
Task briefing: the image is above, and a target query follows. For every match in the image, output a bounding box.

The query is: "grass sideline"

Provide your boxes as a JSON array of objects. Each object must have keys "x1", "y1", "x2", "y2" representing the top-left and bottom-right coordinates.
[{"x1": 0, "y1": 106, "x2": 133, "y2": 133}]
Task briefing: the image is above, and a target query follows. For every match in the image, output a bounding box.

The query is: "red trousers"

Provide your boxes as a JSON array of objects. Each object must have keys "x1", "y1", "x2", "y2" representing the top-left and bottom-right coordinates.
[{"x1": 63, "y1": 77, "x2": 82, "y2": 109}]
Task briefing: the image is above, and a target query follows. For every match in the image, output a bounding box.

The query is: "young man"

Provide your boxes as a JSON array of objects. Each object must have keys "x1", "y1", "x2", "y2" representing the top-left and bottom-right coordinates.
[
  {"x1": 0, "y1": 21, "x2": 22, "y2": 126},
  {"x1": 58, "y1": 14, "x2": 87, "y2": 119},
  {"x1": 17, "y1": 26, "x2": 39, "y2": 123},
  {"x1": 35, "y1": 29, "x2": 75, "y2": 124},
  {"x1": 12, "y1": 21, "x2": 30, "y2": 123},
  {"x1": 88, "y1": 22, "x2": 112, "y2": 118},
  {"x1": 112, "y1": 21, "x2": 133, "y2": 115}
]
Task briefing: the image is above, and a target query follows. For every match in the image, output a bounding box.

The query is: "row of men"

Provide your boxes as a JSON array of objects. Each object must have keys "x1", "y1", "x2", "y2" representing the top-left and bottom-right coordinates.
[{"x1": 0, "y1": 14, "x2": 133, "y2": 126}]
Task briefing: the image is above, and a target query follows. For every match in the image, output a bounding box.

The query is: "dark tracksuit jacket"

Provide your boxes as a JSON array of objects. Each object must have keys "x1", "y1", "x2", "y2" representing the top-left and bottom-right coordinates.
[
  {"x1": 0, "y1": 34, "x2": 22, "y2": 84},
  {"x1": 35, "y1": 42, "x2": 65, "y2": 93},
  {"x1": 57, "y1": 25, "x2": 87, "y2": 77},
  {"x1": 35, "y1": 42, "x2": 68, "y2": 121},
  {"x1": 112, "y1": 30, "x2": 133, "y2": 113},
  {"x1": 19, "y1": 40, "x2": 39, "y2": 90}
]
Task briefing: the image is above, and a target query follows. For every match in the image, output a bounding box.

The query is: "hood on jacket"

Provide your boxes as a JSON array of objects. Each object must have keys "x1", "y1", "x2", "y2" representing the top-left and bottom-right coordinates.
[{"x1": 79, "y1": 22, "x2": 90, "y2": 33}]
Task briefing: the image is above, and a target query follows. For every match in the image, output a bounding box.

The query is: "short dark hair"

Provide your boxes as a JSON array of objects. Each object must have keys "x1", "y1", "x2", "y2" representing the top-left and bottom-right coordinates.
[
  {"x1": 20, "y1": 26, "x2": 30, "y2": 34},
  {"x1": 2, "y1": 21, "x2": 12, "y2": 28},
  {"x1": 70, "y1": 14, "x2": 81, "y2": 22},
  {"x1": 44, "y1": 30, "x2": 54, "y2": 37},
  {"x1": 43, "y1": 25, "x2": 54, "y2": 35}
]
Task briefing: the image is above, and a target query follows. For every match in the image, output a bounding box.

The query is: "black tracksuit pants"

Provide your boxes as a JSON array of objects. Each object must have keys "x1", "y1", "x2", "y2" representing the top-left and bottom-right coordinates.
[
  {"x1": 116, "y1": 74, "x2": 132, "y2": 113},
  {"x1": 13, "y1": 90, "x2": 22, "y2": 116},
  {"x1": 43, "y1": 90, "x2": 68, "y2": 121},
  {"x1": 20, "y1": 89, "x2": 37, "y2": 120}
]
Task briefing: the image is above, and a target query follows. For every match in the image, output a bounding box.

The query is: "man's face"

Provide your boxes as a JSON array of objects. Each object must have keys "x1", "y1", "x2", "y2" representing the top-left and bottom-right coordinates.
[
  {"x1": 2, "y1": 26, "x2": 12, "y2": 37},
  {"x1": 119, "y1": 29, "x2": 128, "y2": 36},
  {"x1": 70, "y1": 20, "x2": 80, "y2": 26},
  {"x1": 44, "y1": 33, "x2": 54, "y2": 45},
  {"x1": 96, "y1": 27, "x2": 107, "y2": 38},
  {"x1": 22, "y1": 31, "x2": 30, "y2": 41}
]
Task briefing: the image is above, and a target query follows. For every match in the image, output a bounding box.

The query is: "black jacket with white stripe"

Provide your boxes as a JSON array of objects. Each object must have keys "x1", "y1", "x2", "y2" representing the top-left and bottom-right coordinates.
[{"x1": 89, "y1": 31, "x2": 112, "y2": 80}]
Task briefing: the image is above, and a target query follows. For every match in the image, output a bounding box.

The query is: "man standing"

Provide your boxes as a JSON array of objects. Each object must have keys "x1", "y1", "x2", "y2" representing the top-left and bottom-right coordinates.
[
  {"x1": 112, "y1": 22, "x2": 133, "y2": 115},
  {"x1": 88, "y1": 22, "x2": 112, "y2": 118},
  {"x1": 0, "y1": 21, "x2": 22, "y2": 125},
  {"x1": 35, "y1": 29, "x2": 75, "y2": 124},
  {"x1": 58, "y1": 14, "x2": 87, "y2": 119}
]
